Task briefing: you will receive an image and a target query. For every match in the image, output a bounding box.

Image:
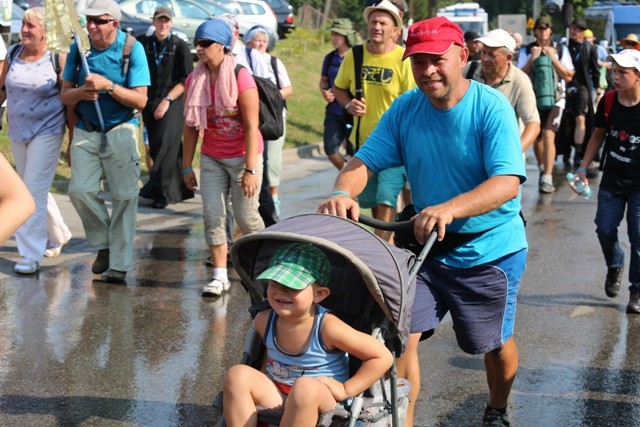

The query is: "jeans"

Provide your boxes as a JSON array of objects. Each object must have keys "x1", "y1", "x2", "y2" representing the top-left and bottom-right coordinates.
[{"x1": 595, "y1": 188, "x2": 640, "y2": 292}]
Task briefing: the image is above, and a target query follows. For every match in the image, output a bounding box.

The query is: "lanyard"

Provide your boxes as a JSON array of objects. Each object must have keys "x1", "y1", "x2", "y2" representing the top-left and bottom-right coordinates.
[{"x1": 152, "y1": 34, "x2": 171, "y2": 67}]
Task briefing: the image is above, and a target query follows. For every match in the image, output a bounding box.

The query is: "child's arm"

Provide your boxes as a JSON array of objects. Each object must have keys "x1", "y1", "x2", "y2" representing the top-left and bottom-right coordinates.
[{"x1": 319, "y1": 314, "x2": 393, "y2": 401}]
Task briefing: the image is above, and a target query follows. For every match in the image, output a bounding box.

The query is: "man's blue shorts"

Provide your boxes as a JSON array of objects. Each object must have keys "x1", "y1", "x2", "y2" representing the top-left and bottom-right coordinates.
[
  {"x1": 410, "y1": 248, "x2": 527, "y2": 354},
  {"x1": 358, "y1": 166, "x2": 406, "y2": 209}
]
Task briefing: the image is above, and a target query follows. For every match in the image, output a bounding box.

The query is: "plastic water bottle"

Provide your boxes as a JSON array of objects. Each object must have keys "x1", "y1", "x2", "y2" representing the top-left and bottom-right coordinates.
[{"x1": 566, "y1": 172, "x2": 593, "y2": 199}]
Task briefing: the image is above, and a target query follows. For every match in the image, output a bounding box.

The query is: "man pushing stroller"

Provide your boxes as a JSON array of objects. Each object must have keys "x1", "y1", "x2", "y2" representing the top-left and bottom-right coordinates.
[
  {"x1": 222, "y1": 243, "x2": 393, "y2": 426},
  {"x1": 319, "y1": 17, "x2": 528, "y2": 427}
]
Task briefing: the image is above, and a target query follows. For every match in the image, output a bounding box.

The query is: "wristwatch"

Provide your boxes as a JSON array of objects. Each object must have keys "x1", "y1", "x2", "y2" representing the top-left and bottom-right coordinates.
[
  {"x1": 107, "y1": 82, "x2": 116, "y2": 95},
  {"x1": 165, "y1": 95, "x2": 172, "y2": 103},
  {"x1": 244, "y1": 168, "x2": 257, "y2": 175}
]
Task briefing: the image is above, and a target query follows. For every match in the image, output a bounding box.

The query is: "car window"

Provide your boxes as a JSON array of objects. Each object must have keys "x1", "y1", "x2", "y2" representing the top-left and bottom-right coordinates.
[
  {"x1": 238, "y1": 2, "x2": 265, "y2": 15},
  {"x1": 199, "y1": 1, "x2": 232, "y2": 16},
  {"x1": 176, "y1": 0, "x2": 211, "y2": 19}
]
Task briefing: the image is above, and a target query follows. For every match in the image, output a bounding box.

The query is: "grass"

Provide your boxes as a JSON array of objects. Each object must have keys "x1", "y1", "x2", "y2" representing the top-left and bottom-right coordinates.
[{"x1": 0, "y1": 28, "x2": 330, "y2": 182}]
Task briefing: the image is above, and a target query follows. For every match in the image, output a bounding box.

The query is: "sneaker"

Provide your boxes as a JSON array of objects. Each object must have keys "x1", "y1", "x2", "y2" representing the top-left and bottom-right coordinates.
[
  {"x1": 103, "y1": 269, "x2": 127, "y2": 284},
  {"x1": 202, "y1": 277, "x2": 230, "y2": 297},
  {"x1": 44, "y1": 233, "x2": 72, "y2": 258},
  {"x1": 14, "y1": 257, "x2": 39, "y2": 275},
  {"x1": 627, "y1": 292, "x2": 640, "y2": 314},
  {"x1": 539, "y1": 181, "x2": 556, "y2": 194},
  {"x1": 92, "y1": 249, "x2": 110, "y2": 274},
  {"x1": 483, "y1": 406, "x2": 510, "y2": 427},
  {"x1": 605, "y1": 267, "x2": 624, "y2": 298}
]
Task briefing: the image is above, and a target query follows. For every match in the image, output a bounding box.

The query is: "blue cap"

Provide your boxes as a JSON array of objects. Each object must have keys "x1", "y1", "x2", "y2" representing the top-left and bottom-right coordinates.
[{"x1": 195, "y1": 19, "x2": 232, "y2": 50}]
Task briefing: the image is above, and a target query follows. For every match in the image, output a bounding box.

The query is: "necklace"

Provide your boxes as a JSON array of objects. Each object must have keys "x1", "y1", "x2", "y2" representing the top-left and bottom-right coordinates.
[{"x1": 152, "y1": 34, "x2": 171, "y2": 67}]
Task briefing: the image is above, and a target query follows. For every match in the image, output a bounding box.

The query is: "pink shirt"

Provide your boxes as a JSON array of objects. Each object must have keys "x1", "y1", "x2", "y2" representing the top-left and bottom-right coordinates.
[{"x1": 186, "y1": 67, "x2": 263, "y2": 159}]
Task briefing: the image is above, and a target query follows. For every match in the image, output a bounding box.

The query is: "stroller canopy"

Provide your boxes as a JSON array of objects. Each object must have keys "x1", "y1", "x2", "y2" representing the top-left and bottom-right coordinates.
[{"x1": 231, "y1": 214, "x2": 417, "y2": 353}]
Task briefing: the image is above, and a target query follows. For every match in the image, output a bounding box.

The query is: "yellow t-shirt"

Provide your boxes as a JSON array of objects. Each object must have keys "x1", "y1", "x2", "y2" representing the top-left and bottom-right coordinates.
[{"x1": 334, "y1": 44, "x2": 416, "y2": 147}]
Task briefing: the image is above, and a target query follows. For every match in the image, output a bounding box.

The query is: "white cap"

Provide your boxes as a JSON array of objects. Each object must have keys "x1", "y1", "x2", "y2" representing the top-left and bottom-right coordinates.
[
  {"x1": 475, "y1": 29, "x2": 516, "y2": 54},
  {"x1": 607, "y1": 49, "x2": 640, "y2": 72}
]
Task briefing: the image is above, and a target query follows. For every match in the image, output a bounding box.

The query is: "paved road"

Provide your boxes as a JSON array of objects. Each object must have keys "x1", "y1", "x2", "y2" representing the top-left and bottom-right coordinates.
[{"x1": 0, "y1": 146, "x2": 639, "y2": 426}]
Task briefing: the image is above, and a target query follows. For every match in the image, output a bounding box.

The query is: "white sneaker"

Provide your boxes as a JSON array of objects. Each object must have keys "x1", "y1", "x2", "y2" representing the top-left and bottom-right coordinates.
[
  {"x1": 202, "y1": 277, "x2": 230, "y2": 297},
  {"x1": 14, "y1": 257, "x2": 39, "y2": 275},
  {"x1": 44, "y1": 233, "x2": 72, "y2": 258}
]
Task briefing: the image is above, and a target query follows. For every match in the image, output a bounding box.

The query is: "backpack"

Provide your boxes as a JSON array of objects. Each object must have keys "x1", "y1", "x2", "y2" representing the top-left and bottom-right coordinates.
[
  {"x1": 527, "y1": 42, "x2": 564, "y2": 110},
  {"x1": 235, "y1": 60, "x2": 284, "y2": 141}
]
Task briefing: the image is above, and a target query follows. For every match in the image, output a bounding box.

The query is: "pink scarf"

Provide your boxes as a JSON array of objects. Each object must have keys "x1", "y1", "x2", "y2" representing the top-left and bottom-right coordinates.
[{"x1": 184, "y1": 54, "x2": 238, "y2": 131}]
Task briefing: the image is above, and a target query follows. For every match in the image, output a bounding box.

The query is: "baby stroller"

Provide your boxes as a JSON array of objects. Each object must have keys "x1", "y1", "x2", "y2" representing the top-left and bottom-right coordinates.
[{"x1": 214, "y1": 213, "x2": 436, "y2": 427}]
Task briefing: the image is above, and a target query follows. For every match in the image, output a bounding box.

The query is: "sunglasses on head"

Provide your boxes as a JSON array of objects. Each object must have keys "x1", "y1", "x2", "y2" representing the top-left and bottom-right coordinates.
[
  {"x1": 194, "y1": 39, "x2": 215, "y2": 48},
  {"x1": 87, "y1": 17, "x2": 115, "y2": 25}
]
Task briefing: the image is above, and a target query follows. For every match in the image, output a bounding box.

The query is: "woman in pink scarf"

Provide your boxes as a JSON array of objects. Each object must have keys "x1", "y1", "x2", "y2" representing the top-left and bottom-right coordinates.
[{"x1": 182, "y1": 19, "x2": 264, "y2": 297}]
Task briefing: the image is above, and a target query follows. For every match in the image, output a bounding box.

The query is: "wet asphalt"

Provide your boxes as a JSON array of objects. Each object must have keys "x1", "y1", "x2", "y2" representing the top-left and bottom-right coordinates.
[{"x1": 1, "y1": 146, "x2": 639, "y2": 426}]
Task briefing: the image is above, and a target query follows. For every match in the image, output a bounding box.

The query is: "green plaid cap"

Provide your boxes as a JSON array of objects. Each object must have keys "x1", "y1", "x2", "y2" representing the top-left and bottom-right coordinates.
[{"x1": 257, "y1": 243, "x2": 330, "y2": 289}]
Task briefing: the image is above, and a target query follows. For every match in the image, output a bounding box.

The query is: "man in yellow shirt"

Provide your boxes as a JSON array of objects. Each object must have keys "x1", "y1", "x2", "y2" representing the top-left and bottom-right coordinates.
[{"x1": 333, "y1": 0, "x2": 415, "y2": 242}]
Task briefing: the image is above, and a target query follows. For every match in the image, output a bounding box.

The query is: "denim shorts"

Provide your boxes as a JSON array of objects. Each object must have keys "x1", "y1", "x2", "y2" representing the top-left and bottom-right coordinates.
[
  {"x1": 358, "y1": 166, "x2": 406, "y2": 209},
  {"x1": 411, "y1": 248, "x2": 527, "y2": 354},
  {"x1": 323, "y1": 113, "x2": 352, "y2": 155}
]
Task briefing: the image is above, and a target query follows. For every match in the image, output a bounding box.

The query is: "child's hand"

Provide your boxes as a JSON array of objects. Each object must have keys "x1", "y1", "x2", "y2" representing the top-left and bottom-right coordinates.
[{"x1": 316, "y1": 376, "x2": 349, "y2": 401}]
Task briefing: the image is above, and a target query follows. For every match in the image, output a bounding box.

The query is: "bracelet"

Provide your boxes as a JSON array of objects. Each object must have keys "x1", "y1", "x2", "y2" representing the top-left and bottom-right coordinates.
[
  {"x1": 181, "y1": 167, "x2": 193, "y2": 175},
  {"x1": 576, "y1": 167, "x2": 587, "y2": 174},
  {"x1": 330, "y1": 190, "x2": 351, "y2": 198}
]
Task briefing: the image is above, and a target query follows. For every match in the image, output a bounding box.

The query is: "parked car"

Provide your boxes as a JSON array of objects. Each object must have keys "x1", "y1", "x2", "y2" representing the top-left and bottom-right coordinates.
[
  {"x1": 117, "y1": 0, "x2": 215, "y2": 47},
  {"x1": 262, "y1": 0, "x2": 293, "y2": 38},
  {"x1": 119, "y1": 10, "x2": 190, "y2": 42},
  {"x1": 233, "y1": 0, "x2": 278, "y2": 44},
  {"x1": 0, "y1": 3, "x2": 23, "y2": 46}
]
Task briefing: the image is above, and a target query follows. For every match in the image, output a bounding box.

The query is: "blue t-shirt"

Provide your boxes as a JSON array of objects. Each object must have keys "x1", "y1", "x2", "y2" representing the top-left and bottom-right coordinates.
[
  {"x1": 63, "y1": 30, "x2": 150, "y2": 129},
  {"x1": 321, "y1": 49, "x2": 346, "y2": 117},
  {"x1": 356, "y1": 80, "x2": 527, "y2": 268}
]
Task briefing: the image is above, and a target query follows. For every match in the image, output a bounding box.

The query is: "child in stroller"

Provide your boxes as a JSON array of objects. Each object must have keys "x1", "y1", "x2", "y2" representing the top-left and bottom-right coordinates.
[{"x1": 222, "y1": 242, "x2": 393, "y2": 427}]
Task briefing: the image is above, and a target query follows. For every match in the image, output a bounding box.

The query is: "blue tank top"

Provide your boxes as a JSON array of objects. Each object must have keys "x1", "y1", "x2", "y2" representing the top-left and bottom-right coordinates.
[{"x1": 264, "y1": 305, "x2": 349, "y2": 387}]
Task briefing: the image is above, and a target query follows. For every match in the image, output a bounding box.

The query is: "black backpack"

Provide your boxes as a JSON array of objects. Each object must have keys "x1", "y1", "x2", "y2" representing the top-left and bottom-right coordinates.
[{"x1": 240, "y1": 49, "x2": 285, "y2": 140}]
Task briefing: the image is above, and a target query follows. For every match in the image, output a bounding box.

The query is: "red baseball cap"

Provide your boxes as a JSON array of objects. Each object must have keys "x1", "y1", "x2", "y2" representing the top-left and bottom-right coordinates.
[{"x1": 403, "y1": 17, "x2": 464, "y2": 60}]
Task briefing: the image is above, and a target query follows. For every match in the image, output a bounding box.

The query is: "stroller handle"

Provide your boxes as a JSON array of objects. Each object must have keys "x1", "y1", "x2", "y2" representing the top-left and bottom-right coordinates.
[{"x1": 358, "y1": 214, "x2": 415, "y2": 232}]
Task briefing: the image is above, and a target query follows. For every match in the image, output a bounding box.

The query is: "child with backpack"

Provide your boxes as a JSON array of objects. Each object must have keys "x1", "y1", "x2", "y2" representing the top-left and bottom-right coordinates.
[{"x1": 575, "y1": 49, "x2": 640, "y2": 314}]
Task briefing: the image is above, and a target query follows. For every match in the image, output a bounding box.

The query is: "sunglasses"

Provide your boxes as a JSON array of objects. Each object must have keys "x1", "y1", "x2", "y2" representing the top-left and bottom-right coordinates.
[
  {"x1": 87, "y1": 17, "x2": 115, "y2": 25},
  {"x1": 193, "y1": 40, "x2": 215, "y2": 49},
  {"x1": 194, "y1": 39, "x2": 215, "y2": 48}
]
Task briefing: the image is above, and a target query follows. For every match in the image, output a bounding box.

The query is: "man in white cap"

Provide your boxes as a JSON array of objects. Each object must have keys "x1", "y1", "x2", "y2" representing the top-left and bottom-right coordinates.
[
  {"x1": 470, "y1": 29, "x2": 540, "y2": 153},
  {"x1": 332, "y1": 0, "x2": 415, "y2": 242},
  {"x1": 60, "y1": 0, "x2": 150, "y2": 284},
  {"x1": 575, "y1": 49, "x2": 640, "y2": 314}
]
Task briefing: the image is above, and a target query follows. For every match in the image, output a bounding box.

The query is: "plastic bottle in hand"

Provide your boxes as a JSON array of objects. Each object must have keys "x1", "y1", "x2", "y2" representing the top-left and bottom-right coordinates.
[{"x1": 566, "y1": 172, "x2": 592, "y2": 199}]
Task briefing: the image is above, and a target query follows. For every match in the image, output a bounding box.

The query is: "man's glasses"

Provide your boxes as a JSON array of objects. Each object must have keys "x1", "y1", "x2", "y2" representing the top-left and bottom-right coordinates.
[
  {"x1": 87, "y1": 17, "x2": 115, "y2": 25},
  {"x1": 195, "y1": 39, "x2": 215, "y2": 48}
]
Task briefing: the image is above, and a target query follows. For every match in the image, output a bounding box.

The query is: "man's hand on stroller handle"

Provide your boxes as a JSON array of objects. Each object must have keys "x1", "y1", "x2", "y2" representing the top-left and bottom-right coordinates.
[
  {"x1": 414, "y1": 204, "x2": 454, "y2": 244},
  {"x1": 317, "y1": 193, "x2": 361, "y2": 221}
]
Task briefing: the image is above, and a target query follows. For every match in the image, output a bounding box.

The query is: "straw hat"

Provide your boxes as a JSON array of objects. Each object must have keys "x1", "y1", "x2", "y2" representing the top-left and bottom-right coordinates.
[{"x1": 619, "y1": 33, "x2": 640, "y2": 50}]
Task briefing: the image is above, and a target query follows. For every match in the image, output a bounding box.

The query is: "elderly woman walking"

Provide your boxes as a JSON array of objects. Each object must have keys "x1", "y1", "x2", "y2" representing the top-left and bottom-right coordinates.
[
  {"x1": 182, "y1": 19, "x2": 264, "y2": 297},
  {"x1": 0, "y1": 7, "x2": 73, "y2": 274},
  {"x1": 244, "y1": 26, "x2": 292, "y2": 215}
]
